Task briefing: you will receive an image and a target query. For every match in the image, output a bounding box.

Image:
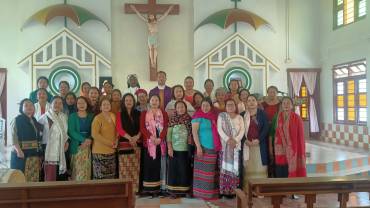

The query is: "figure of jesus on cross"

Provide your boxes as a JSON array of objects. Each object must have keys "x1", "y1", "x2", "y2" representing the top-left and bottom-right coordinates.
[{"x1": 125, "y1": 0, "x2": 180, "y2": 81}]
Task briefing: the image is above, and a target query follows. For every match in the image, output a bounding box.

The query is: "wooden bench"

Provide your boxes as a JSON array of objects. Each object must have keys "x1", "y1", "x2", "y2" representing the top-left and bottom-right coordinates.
[
  {"x1": 235, "y1": 176, "x2": 370, "y2": 208},
  {"x1": 0, "y1": 179, "x2": 134, "y2": 208}
]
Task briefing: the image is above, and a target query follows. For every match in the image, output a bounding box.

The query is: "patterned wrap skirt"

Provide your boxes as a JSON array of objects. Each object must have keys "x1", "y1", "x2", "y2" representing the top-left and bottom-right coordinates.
[
  {"x1": 118, "y1": 147, "x2": 141, "y2": 193},
  {"x1": 218, "y1": 150, "x2": 240, "y2": 195},
  {"x1": 25, "y1": 157, "x2": 41, "y2": 182},
  {"x1": 193, "y1": 148, "x2": 219, "y2": 200},
  {"x1": 71, "y1": 147, "x2": 91, "y2": 181},
  {"x1": 92, "y1": 153, "x2": 117, "y2": 179},
  {"x1": 10, "y1": 151, "x2": 41, "y2": 182},
  {"x1": 167, "y1": 151, "x2": 191, "y2": 194}
]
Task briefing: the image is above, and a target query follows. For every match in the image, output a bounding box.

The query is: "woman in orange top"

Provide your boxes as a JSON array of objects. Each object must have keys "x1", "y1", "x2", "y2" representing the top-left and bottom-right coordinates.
[{"x1": 91, "y1": 97, "x2": 118, "y2": 179}]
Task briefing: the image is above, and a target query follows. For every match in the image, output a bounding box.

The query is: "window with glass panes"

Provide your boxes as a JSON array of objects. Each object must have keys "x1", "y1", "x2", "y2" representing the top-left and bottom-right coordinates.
[
  {"x1": 334, "y1": 0, "x2": 366, "y2": 29},
  {"x1": 333, "y1": 60, "x2": 367, "y2": 125},
  {"x1": 296, "y1": 81, "x2": 309, "y2": 121}
]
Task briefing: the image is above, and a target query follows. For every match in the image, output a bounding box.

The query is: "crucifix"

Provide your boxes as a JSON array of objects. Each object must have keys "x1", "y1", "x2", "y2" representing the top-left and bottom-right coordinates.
[
  {"x1": 231, "y1": 0, "x2": 241, "y2": 32},
  {"x1": 124, "y1": 0, "x2": 180, "y2": 81}
]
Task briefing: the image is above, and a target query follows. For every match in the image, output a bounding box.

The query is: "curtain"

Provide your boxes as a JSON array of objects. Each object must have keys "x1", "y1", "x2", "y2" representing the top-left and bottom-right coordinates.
[
  {"x1": 0, "y1": 71, "x2": 5, "y2": 146},
  {"x1": 303, "y1": 72, "x2": 319, "y2": 133},
  {"x1": 289, "y1": 72, "x2": 304, "y2": 115}
]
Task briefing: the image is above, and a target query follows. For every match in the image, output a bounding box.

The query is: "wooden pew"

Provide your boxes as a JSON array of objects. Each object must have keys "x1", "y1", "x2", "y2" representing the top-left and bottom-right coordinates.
[
  {"x1": 0, "y1": 179, "x2": 134, "y2": 208},
  {"x1": 235, "y1": 176, "x2": 370, "y2": 208}
]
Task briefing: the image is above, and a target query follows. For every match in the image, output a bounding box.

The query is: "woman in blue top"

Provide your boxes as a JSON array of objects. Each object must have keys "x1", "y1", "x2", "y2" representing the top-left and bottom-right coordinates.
[
  {"x1": 68, "y1": 96, "x2": 94, "y2": 181},
  {"x1": 191, "y1": 98, "x2": 221, "y2": 200}
]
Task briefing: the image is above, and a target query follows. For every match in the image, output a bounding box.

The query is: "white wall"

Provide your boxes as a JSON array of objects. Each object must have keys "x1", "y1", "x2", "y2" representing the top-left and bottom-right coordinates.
[
  {"x1": 0, "y1": 0, "x2": 111, "y2": 138},
  {"x1": 319, "y1": 0, "x2": 370, "y2": 126},
  {"x1": 194, "y1": 0, "x2": 320, "y2": 94},
  {"x1": 111, "y1": 0, "x2": 194, "y2": 91},
  {"x1": 2, "y1": 0, "x2": 355, "y2": 138}
]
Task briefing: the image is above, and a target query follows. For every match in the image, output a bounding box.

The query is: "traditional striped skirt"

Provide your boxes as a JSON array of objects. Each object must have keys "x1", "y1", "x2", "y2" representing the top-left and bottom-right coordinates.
[
  {"x1": 118, "y1": 147, "x2": 141, "y2": 193},
  {"x1": 167, "y1": 151, "x2": 191, "y2": 194},
  {"x1": 71, "y1": 147, "x2": 91, "y2": 181},
  {"x1": 142, "y1": 146, "x2": 161, "y2": 193},
  {"x1": 219, "y1": 150, "x2": 240, "y2": 196},
  {"x1": 92, "y1": 153, "x2": 117, "y2": 180},
  {"x1": 243, "y1": 145, "x2": 267, "y2": 191},
  {"x1": 193, "y1": 148, "x2": 219, "y2": 200}
]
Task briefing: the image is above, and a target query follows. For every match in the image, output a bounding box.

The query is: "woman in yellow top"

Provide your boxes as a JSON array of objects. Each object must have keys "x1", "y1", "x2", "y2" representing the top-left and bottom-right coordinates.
[{"x1": 92, "y1": 97, "x2": 118, "y2": 179}]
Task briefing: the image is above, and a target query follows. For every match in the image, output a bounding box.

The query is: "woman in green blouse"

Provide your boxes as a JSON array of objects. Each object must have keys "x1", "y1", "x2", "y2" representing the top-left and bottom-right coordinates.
[
  {"x1": 166, "y1": 101, "x2": 192, "y2": 197},
  {"x1": 68, "y1": 96, "x2": 94, "y2": 181}
]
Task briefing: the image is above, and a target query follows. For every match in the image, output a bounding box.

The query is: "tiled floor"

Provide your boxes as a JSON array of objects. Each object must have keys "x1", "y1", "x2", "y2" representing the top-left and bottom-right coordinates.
[
  {"x1": 306, "y1": 143, "x2": 365, "y2": 164},
  {"x1": 136, "y1": 140, "x2": 370, "y2": 207},
  {"x1": 305, "y1": 141, "x2": 370, "y2": 177}
]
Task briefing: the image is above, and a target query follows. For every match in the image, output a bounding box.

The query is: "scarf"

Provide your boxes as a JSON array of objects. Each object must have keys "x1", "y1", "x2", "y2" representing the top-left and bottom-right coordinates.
[
  {"x1": 169, "y1": 112, "x2": 192, "y2": 145},
  {"x1": 192, "y1": 109, "x2": 221, "y2": 151},
  {"x1": 219, "y1": 112, "x2": 239, "y2": 175},
  {"x1": 242, "y1": 111, "x2": 251, "y2": 161},
  {"x1": 44, "y1": 110, "x2": 68, "y2": 174},
  {"x1": 275, "y1": 111, "x2": 307, "y2": 177},
  {"x1": 145, "y1": 109, "x2": 166, "y2": 159}
]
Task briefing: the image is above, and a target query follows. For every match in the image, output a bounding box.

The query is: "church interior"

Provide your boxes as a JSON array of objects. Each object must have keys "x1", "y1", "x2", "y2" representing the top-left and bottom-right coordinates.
[{"x1": 0, "y1": 0, "x2": 370, "y2": 208}]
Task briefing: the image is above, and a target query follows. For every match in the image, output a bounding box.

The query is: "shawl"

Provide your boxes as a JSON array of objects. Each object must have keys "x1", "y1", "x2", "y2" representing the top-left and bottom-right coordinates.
[
  {"x1": 145, "y1": 109, "x2": 166, "y2": 159},
  {"x1": 44, "y1": 110, "x2": 68, "y2": 174},
  {"x1": 219, "y1": 112, "x2": 239, "y2": 175},
  {"x1": 192, "y1": 109, "x2": 221, "y2": 151},
  {"x1": 169, "y1": 112, "x2": 192, "y2": 145},
  {"x1": 275, "y1": 111, "x2": 307, "y2": 177}
]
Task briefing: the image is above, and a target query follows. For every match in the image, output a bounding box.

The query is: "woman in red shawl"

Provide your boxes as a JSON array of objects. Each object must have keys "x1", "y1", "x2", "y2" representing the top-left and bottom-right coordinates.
[
  {"x1": 274, "y1": 97, "x2": 306, "y2": 178},
  {"x1": 192, "y1": 98, "x2": 221, "y2": 200}
]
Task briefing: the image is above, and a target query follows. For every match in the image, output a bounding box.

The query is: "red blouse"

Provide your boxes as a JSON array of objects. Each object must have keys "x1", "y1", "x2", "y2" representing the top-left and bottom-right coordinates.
[
  {"x1": 261, "y1": 102, "x2": 280, "y2": 122},
  {"x1": 184, "y1": 95, "x2": 193, "y2": 104},
  {"x1": 247, "y1": 116, "x2": 259, "y2": 141}
]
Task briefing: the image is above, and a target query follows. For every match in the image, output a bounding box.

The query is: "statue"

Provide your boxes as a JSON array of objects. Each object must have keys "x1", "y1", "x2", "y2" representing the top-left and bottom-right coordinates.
[{"x1": 130, "y1": 5, "x2": 174, "y2": 68}]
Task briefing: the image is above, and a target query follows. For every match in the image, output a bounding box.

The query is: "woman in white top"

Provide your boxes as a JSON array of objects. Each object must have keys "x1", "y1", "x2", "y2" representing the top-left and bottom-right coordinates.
[
  {"x1": 165, "y1": 85, "x2": 195, "y2": 117},
  {"x1": 217, "y1": 99, "x2": 245, "y2": 197},
  {"x1": 34, "y1": 88, "x2": 51, "y2": 120},
  {"x1": 38, "y1": 96, "x2": 69, "y2": 181}
]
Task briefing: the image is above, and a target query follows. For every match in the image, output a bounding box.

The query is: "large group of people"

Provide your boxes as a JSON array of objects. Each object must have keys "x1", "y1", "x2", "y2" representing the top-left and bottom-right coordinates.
[{"x1": 10, "y1": 71, "x2": 306, "y2": 200}]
